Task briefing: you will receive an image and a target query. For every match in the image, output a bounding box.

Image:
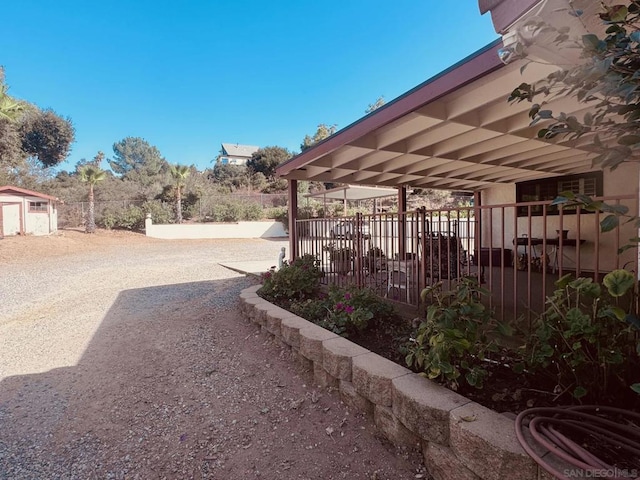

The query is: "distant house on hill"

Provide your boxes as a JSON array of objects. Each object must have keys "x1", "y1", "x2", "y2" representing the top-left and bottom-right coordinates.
[
  {"x1": 217, "y1": 143, "x2": 259, "y2": 166},
  {"x1": 0, "y1": 185, "x2": 60, "y2": 237}
]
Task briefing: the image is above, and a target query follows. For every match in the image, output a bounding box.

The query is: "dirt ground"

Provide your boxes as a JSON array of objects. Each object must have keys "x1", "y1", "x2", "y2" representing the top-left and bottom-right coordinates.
[
  {"x1": 0, "y1": 229, "x2": 427, "y2": 479},
  {"x1": 0, "y1": 228, "x2": 160, "y2": 264}
]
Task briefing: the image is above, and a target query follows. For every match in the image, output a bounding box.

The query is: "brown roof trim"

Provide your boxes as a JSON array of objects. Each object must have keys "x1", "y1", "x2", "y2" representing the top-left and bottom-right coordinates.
[
  {"x1": 478, "y1": 0, "x2": 502, "y2": 15},
  {"x1": 0, "y1": 185, "x2": 59, "y2": 202},
  {"x1": 276, "y1": 40, "x2": 505, "y2": 177},
  {"x1": 479, "y1": 0, "x2": 542, "y2": 34}
]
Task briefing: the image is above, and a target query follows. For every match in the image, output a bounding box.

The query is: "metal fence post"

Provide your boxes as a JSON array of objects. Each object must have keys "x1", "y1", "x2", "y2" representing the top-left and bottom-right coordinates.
[
  {"x1": 418, "y1": 207, "x2": 427, "y2": 295},
  {"x1": 355, "y1": 212, "x2": 363, "y2": 287}
]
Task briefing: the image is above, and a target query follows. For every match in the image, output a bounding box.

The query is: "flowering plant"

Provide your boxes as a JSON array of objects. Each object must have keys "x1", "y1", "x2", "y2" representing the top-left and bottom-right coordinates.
[{"x1": 318, "y1": 285, "x2": 394, "y2": 337}]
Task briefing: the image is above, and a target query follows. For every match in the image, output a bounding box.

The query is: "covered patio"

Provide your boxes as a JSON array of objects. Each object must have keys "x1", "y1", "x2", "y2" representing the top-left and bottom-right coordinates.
[{"x1": 275, "y1": 0, "x2": 640, "y2": 322}]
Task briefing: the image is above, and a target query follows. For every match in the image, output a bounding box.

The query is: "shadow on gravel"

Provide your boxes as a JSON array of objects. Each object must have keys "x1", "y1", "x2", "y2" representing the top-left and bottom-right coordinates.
[
  {"x1": 0, "y1": 276, "x2": 253, "y2": 478},
  {"x1": 0, "y1": 275, "x2": 424, "y2": 479}
]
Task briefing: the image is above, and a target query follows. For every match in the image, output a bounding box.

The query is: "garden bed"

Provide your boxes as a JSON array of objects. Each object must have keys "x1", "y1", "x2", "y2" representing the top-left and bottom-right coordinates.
[
  {"x1": 255, "y1": 256, "x2": 640, "y2": 476},
  {"x1": 240, "y1": 285, "x2": 545, "y2": 480}
]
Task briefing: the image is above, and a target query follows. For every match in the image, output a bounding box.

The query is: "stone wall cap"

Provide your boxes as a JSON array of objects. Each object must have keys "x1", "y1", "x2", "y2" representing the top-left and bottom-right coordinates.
[
  {"x1": 323, "y1": 336, "x2": 370, "y2": 357},
  {"x1": 353, "y1": 352, "x2": 412, "y2": 378},
  {"x1": 242, "y1": 285, "x2": 261, "y2": 294},
  {"x1": 393, "y1": 374, "x2": 471, "y2": 411},
  {"x1": 450, "y1": 402, "x2": 525, "y2": 454},
  {"x1": 300, "y1": 324, "x2": 339, "y2": 341}
]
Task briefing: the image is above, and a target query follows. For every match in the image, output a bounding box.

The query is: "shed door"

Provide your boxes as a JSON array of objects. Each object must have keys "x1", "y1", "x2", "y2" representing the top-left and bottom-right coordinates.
[{"x1": 2, "y1": 204, "x2": 21, "y2": 236}]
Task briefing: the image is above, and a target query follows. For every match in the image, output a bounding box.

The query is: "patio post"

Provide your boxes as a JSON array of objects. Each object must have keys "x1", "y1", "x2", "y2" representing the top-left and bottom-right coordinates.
[
  {"x1": 473, "y1": 190, "x2": 482, "y2": 268},
  {"x1": 343, "y1": 189, "x2": 347, "y2": 216},
  {"x1": 355, "y1": 212, "x2": 364, "y2": 287},
  {"x1": 418, "y1": 207, "x2": 427, "y2": 294},
  {"x1": 398, "y1": 186, "x2": 408, "y2": 260},
  {"x1": 288, "y1": 179, "x2": 298, "y2": 261}
]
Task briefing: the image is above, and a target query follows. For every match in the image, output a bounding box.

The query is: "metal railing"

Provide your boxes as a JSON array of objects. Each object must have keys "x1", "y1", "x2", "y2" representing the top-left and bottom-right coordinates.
[{"x1": 295, "y1": 195, "x2": 638, "y2": 326}]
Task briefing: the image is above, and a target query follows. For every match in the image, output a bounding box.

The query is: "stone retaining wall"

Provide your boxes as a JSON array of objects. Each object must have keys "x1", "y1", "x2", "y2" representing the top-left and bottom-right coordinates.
[{"x1": 239, "y1": 285, "x2": 555, "y2": 480}]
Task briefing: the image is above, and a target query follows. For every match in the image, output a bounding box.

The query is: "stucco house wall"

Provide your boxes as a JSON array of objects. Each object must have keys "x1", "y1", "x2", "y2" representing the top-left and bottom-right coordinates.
[
  {"x1": 480, "y1": 162, "x2": 640, "y2": 272},
  {"x1": 0, "y1": 186, "x2": 59, "y2": 237}
]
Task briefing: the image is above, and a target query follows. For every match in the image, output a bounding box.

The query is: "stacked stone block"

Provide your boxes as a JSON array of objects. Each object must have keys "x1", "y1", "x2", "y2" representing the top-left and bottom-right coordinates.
[{"x1": 239, "y1": 286, "x2": 542, "y2": 480}]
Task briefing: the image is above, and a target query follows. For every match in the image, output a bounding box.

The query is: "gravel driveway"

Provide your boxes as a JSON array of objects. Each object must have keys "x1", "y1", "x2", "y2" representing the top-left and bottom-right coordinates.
[{"x1": 0, "y1": 233, "x2": 425, "y2": 479}]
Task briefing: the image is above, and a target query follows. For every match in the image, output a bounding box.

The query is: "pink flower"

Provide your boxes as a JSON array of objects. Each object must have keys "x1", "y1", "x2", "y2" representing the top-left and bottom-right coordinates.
[
  {"x1": 345, "y1": 305, "x2": 354, "y2": 314},
  {"x1": 344, "y1": 293, "x2": 351, "y2": 300},
  {"x1": 335, "y1": 302, "x2": 344, "y2": 311}
]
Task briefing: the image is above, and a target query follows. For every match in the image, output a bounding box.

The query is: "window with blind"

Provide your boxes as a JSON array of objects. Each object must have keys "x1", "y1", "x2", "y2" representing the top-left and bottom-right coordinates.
[{"x1": 515, "y1": 171, "x2": 603, "y2": 216}]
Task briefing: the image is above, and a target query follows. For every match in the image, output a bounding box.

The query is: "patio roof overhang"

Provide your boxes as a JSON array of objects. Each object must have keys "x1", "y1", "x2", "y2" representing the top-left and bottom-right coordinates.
[{"x1": 276, "y1": 35, "x2": 600, "y2": 193}]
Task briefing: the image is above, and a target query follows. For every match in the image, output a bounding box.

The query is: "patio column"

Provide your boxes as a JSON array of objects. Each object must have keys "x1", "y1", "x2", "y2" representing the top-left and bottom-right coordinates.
[
  {"x1": 398, "y1": 186, "x2": 407, "y2": 260},
  {"x1": 288, "y1": 179, "x2": 298, "y2": 261},
  {"x1": 343, "y1": 189, "x2": 347, "y2": 216},
  {"x1": 474, "y1": 190, "x2": 482, "y2": 255}
]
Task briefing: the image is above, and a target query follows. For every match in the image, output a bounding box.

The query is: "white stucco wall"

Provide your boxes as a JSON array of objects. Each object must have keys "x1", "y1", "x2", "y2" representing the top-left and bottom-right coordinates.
[
  {"x1": 479, "y1": 164, "x2": 640, "y2": 272},
  {"x1": 145, "y1": 218, "x2": 288, "y2": 239}
]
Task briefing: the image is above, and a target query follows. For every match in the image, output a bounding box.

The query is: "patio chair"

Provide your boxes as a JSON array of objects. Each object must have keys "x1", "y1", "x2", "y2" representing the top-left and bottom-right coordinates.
[
  {"x1": 385, "y1": 262, "x2": 415, "y2": 303},
  {"x1": 424, "y1": 233, "x2": 460, "y2": 280}
]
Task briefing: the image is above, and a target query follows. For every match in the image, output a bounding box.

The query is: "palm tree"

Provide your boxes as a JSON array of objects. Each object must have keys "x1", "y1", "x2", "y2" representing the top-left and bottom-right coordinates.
[
  {"x1": 0, "y1": 69, "x2": 26, "y2": 122},
  {"x1": 79, "y1": 159, "x2": 107, "y2": 233},
  {"x1": 169, "y1": 164, "x2": 190, "y2": 223}
]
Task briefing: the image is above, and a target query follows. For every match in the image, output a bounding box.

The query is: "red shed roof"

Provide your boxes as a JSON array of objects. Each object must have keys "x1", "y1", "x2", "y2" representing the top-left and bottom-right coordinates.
[{"x1": 0, "y1": 185, "x2": 60, "y2": 202}]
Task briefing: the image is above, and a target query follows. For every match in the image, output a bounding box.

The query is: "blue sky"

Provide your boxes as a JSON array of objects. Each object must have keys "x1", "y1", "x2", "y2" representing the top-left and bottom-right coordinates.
[{"x1": 1, "y1": 1, "x2": 499, "y2": 173}]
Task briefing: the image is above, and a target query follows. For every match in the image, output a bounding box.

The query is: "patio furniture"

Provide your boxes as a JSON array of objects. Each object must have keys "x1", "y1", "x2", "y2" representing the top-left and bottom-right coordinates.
[
  {"x1": 386, "y1": 262, "x2": 414, "y2": 303},
  {"x1": 513, "y1": 237, "x2": 586, "y2": 273},
  {"x1": 424, "y1": 233, "x2": 461, "y2": 280}
]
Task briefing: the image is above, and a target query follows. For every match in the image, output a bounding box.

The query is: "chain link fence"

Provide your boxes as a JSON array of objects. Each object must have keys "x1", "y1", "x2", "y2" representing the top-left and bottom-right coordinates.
[{"x1": 58, "y1": 193, "x2": 288, "y2": 228}]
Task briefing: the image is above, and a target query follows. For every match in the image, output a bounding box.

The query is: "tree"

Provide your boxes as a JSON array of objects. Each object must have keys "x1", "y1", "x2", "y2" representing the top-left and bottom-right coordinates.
[
  {"x1": 509, "y1": 2, "x2": 640, "y2": 170},
  {"x1": 246, "y1": 146, "x2": 293, "y2": 179},
  {"x1": 0, "y1": 68, "x2": 26, "y2": 122},
  {"x1": 169, "y1": 164, "x2": 190, "y2": 223},
  {"x1": 79, "y1": 153, "x2": 107, "y2": 233},
  {"x1": 209, "y1": 163, "x2": 246, "y2": 191},
  {"x1": 300, "y1": 124, "x2": 337, "y2": 152},
  {"x1": 0, "y1": 118, "x2": 23, "y2": 172},
  {"x1": 110, "y1": 137, "x2": 168, "y2": 184},
  {"x1": 19, "y1": 109, "x2": 75, "y2": 168},
  {"x1": 75, "y1": 150, "x2": 104, "y2": 171},
  {"x1": 366, "y1": 96, "x2": 386, "y2": 114},
  {"x1": 0, "y1": 69, "x2": 74, "y2": 187},
  {"x1": 508, "y1": 1, "x2": 640, "y2": 234}
]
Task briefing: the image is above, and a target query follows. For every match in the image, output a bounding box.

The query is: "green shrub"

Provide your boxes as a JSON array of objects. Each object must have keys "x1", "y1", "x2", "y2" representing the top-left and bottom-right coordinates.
[
  {"x1": 205, "y1": 200, "x2": 268, "y2": 222},
  {"x1": 259, "y1": 254, "x2": 322, "y2": 303},
  {"x1": 318, "y1": 285, "x2": 395, "y2": 337},
  {"x1": 99, "y1": 210, "x2": 118, "y2": 230},
  {"x1": 405, "y1": 277, "x2": 502, "y2": 390},
  {"x1": 211, "y1": 202, "x2": 242, "y2": 222},
  {"x1": 97, "y1": 200, "x2": 173, "y2": 231},
  {"x1": 116, "y1": 205, "x2": 145, "y2": 230},
  {"x1": 142, "y1": 200, "x2": 173, "y2": 225},
  {"x1": 289, "y1": 297, "x2": 327, "y2": 324},
  {"x1": 242, "y1": 202, "x2": 263, "y2": 221},
  {"x1": 522, "y1": 271, "x2": 640, "y2": 402},
  {"x1": 97, "y1": 204, "x2": 145, "y2": 230},
  {"x1": 264, "y1": 206, "x2": 286, "y2": 220}
]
